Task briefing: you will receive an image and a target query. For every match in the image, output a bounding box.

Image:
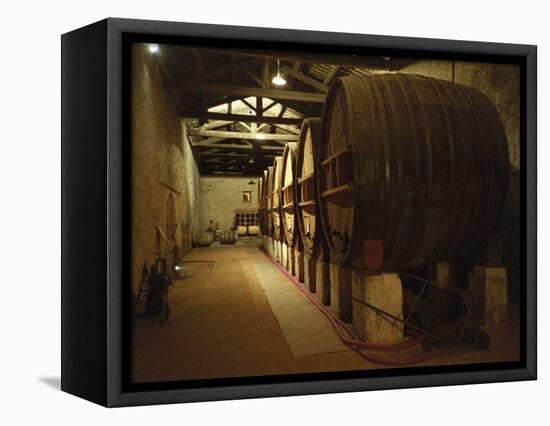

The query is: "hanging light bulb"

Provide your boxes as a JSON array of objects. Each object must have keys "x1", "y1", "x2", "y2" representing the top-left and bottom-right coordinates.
[
  {"x1": 272, "y1": 59, "x2": 287, "y2": 86},
  {"x1": 255, "y1": 133, "x2": 266, "y2": 140},
  {"x1": 148, "y1": 44, "x2": 160, "y2": 54}
]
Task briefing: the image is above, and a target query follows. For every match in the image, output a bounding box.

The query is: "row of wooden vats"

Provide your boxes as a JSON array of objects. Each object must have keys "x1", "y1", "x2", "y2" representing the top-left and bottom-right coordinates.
[{"x1": 257, "y1": 73, "x2": 510, "y2": 350}]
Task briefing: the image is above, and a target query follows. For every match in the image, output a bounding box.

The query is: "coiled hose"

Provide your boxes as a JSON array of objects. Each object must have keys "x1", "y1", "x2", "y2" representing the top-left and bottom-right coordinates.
[{"x1": 262, "y1": 249, "x2": 431, "y2": 366}]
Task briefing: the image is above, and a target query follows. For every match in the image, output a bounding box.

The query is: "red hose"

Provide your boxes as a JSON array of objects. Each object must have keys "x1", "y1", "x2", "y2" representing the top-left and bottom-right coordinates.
[{"x1": 261, "y1": 247, "x2": 431, "y2": 366}]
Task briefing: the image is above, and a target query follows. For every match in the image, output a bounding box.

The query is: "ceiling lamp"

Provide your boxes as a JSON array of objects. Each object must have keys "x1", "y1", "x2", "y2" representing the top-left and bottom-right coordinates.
[
  {"x1": 248, "y1": 157, "x2": 255, "y2": 164},
  {"x1": 272, "y1": 59, "x2": 287, "y2": 86},
  {"x1": 148, "y1": 44, "x2": 159, "y2": 53},
  {"x1": 255, "y1": 133, "x2": 266, "y2": 140}
]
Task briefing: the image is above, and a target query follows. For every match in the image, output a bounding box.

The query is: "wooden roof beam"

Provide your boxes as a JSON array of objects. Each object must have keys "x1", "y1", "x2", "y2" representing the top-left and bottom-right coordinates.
[
  {"x1": 244, "y1": 68, "x2": 263, "y2": 87},
  {"x1": 200, "y1": 151, "x2": 250, "y2": 158},
  {"x1": 280, "y1": 65, "x2": 328, "y2": 93},
  {"x1": 181, "y1": 111, "x2": 304, "y2": 126},
  {"x1": 188, "y1": 128, "x2": 299, "y2": 141},
  {"x1": 193, "y1": 141, "x2": 254, "y2": 149},
  {"x1": 324, "y1": 66, "x2": 340, "y2": 85},
  {"x1": 192, "y1": 47, "x2": 391, "y2": 69},
  {"x1": 272, "y1": 124, "x2": 300, "y2": 135},
  {"x1": 171, "y1": 83, "x2": 326, "y2": 103},
  {"x1": 191, "y1": 49, "x2": 203, "y2": 71}
]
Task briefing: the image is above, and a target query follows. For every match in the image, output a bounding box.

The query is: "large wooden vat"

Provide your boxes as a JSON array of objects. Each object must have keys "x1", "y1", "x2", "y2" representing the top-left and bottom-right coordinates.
[
  {"x1": 258, "y1": 174, "x2": 265, "y2": 235},
  {"x1": 318, "y1": 74, "x2": 509, "y2": 268},
  {"x1": 281, "y1": 142, "x2": 300, "y2": 248},
  {"x1": 265, "y1": 166, "x2": 274, "y2": 237},
  {"x1": 296, "y1": 118, "x2": 326, "y2": 259},
  {"x1": 271, "y1": 156, "x2": 284, "y2": 241}
]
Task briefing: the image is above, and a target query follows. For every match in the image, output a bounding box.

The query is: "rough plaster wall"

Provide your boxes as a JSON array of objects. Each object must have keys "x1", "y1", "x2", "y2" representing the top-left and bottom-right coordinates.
[
  {"x1": 131, "y1": 44, "x2": 200, "y2": 296},
  {"x1": 390, "y1": 58, "x2": 454, "y2": 81},
  {"x1": 393, "y1": 59, "x2": 520, "y2": 169},
  {"x1": 454, "y1": 62, "x2": 520, "y2": 170},
  {"x1": 199, "y1": 177, "x2": 259, "y2": 231}
]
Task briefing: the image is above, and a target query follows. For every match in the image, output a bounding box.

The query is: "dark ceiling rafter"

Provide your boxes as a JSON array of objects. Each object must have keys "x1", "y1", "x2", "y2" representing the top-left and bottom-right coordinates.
[
  {"x1": 271, "y1": 105, "x2": 287, "y2": 135},
  {"x1": 189, "y1": 46, "x2": 391, "y2": 69},
  {"x1": 182, "y1": 111, "x2": 304, "y2": 126},
  {"x1": 188, "y1": 128, "x2": 299, "y2": 141},
  {"x1": 193, "y1": 141, "x2": 253, "y2": 150},
  {"x1": 172, "y1": 83, "x2": 326, "y2": 103},
  {"x1": 159, "y1": 44, "x2": 390, "y2": 175},
  {"x1": 271, "y1": 124, "x2": 301, "y2": 135},
  {"x1": 323, "y1": 65, "x2": 341, "y2": 86},
  {"x1": 280, "y1": 65, "x2": 329, "y2": 93},
  {"x1": 185, "y1": 58, "x2": 260, "y2": 84}
]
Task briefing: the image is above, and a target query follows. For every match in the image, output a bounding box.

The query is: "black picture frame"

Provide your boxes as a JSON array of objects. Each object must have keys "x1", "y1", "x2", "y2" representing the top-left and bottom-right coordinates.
[{"x1": 61, "y1": 17, "x2": 537, "y2": 407}]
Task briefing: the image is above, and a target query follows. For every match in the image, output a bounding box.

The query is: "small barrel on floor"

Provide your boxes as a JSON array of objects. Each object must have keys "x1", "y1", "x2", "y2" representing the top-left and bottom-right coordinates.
[{"x1": 198, "y1": 231, "x2": 214, "y2": 247}]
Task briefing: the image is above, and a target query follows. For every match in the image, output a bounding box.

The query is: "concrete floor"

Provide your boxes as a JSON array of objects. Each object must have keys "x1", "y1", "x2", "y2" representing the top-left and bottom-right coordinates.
[{"x1": 132, "y1": 239, "x2": 520, "y2": 383}]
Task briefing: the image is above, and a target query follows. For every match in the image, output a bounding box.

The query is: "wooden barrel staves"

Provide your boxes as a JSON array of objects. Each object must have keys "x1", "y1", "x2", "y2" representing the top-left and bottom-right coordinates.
[
  {"x1": 265, "y1": 166, "x2": 274, "y2": 238},
  {"x1": 318, "y1": 74, "x2": 509, "y2": 268},
  {"x1": 280, "y1": 142, "x2": 300, "y2": 248},
  {"x1": 257, "y1": 174, "x2": 265, "y2": 235},
  {"x1": 296, "y1": 118, "x2": 325, "y2": 259},
  {"x1": 198, "y1": 231, "x2": 213, "y2": 247},
  {"x1": 271, "y1": 156, "x2": 285, "y2": 241}
]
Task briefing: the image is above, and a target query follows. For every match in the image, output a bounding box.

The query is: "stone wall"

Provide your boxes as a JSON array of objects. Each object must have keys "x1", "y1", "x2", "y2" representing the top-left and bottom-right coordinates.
[
  {"x1": 199, "y1": 176, "x2": 260, "y2": 232},
  {"x1": 131, "y1": 44, "x2": 201, "y2": 296}
]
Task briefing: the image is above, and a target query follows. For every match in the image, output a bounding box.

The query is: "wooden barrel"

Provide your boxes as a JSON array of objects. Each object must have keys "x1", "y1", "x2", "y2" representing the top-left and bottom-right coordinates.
[
  {"x1": 257, "y1": 174, "x2": 265, "y2": 235},
  {"x1": 221, "y1": 230, "x2": 236, "y2": 244},
  {"x1": 247, "y1": 225, "x2": 259, "y2": 235},
  {"x1": 280, "y1": 142, "x2": 300, "y2": 248},
  {"x1": 265, "y1": 166, "x2": 274, "y2": 237},
  {"x1": 296, "y1": 118, "x2": 325, "y2": 259},
  {"x1": 318, "y1": 74, "x2": 509, "y2": 268},
  {"x1": 271, "y1": 156, "x2": 285, "y2": 241},
  {"x1": 198, "y1": 231, "x2": 213, "y2": 247},
  {"x1": 237, "y1": 225, "x2": 248, "y2": 236}
]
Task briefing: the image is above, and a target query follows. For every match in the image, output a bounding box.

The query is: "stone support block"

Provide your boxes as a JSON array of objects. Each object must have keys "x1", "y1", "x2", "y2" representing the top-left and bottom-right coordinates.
[
  {"x1": 469, "y1": 266, "x2": 508, "y2": 326},
  {"x1": 329, "y1": 263, "x2": 353, "y2": 322},
  {"x1": 316, "y1": 259, "x2": 330, "y2": 306},
  {"x1": 352, "y1": 271, "x2": 404, "y2": 344}
]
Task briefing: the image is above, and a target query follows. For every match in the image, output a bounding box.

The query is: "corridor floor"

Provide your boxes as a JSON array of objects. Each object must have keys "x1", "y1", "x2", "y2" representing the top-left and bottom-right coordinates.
[{"x1": 131, "y1": 240, "x2": 520, "y2": 383}]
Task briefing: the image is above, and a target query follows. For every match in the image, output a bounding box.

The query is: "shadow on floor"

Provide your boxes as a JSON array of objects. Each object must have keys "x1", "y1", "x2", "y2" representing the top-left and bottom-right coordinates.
[{"x1": 38, "y1": 377, "x2": 61, "y2": 390}]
